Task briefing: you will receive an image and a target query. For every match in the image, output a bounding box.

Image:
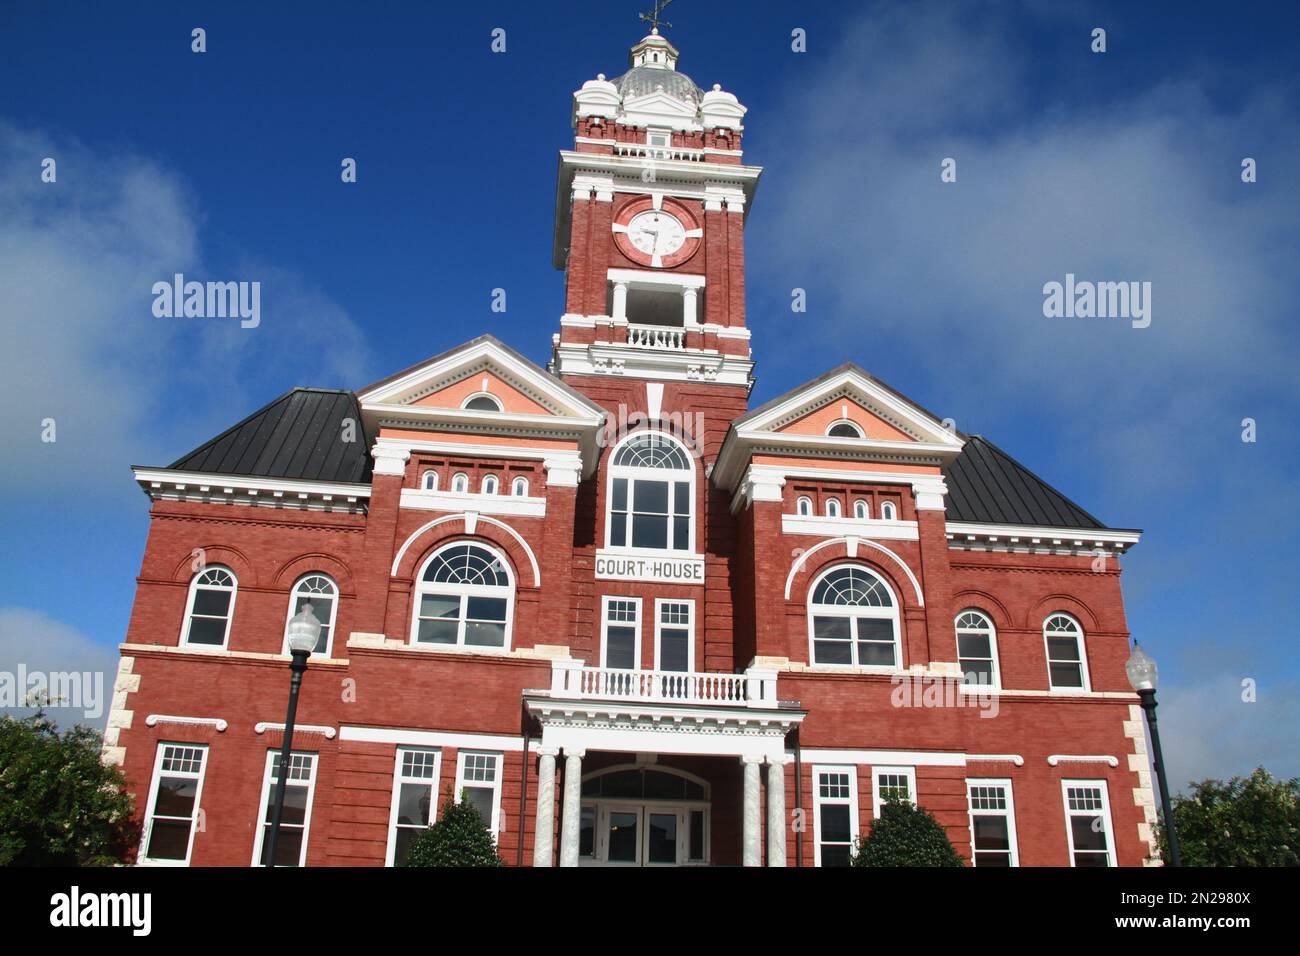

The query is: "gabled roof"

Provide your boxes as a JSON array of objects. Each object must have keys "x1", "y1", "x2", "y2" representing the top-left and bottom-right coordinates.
[{"x1": 165, "y1": 388, "x2": 371, "y2": 483}]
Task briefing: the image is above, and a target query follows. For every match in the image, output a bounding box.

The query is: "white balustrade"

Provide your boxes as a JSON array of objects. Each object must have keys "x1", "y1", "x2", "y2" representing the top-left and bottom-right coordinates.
[
  {"x1": 613, "y1": 143, "x2": 704, "y2": 162},
  {"x1": 549, "y1": 658, "x2": 778, "y2": 707},
  {"x1": 628, "y1": 324, "x2": 685, "y2": 350}
]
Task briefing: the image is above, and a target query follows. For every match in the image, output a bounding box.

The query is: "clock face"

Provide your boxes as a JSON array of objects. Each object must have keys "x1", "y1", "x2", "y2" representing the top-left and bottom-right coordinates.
[
  {"x1": 626, "y1": 210, "x2": 687, "y2": 259},
  {"x1": 612, "y1": 198, "x2": 702, "y2": 268}
]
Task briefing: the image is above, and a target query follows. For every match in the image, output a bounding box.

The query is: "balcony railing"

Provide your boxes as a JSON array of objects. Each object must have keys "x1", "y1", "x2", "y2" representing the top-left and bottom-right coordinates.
[
  {"x1": 613, "y1": 143, "x2": 705, "y2": 162},
  {"x1": 548, "y1": 659, "x2": 779, "y2": 708},
  {"x1": 628, "y1": 324, "x2": 685, "y2": 350}
]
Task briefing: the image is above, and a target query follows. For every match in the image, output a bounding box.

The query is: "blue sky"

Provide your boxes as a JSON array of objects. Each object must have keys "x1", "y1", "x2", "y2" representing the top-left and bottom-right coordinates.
[{"x1": 1, "y1": 0, "x2": 1297, "y2": 789}]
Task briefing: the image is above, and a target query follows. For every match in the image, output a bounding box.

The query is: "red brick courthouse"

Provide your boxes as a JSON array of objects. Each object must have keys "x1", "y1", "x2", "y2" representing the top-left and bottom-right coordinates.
[{"x1": 108, "y1": 28, "x2": 1154, "y2": 867}]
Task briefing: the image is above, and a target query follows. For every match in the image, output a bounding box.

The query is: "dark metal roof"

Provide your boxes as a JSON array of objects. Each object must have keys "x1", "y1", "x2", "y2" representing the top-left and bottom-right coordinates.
[
  {"x1": 943, "y1": 435, "x2": 1110, "y2": 530},
  {"x1": 166, "y1": 388, "x2": 372, "y2": 483}
]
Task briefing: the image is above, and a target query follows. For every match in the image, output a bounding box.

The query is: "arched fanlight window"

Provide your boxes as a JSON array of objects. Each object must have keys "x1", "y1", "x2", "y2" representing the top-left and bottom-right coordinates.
[
  {"x1": 880, "y1": 501, "x2": 898, "y2": 520},
  {"x1": 796, "y1": 496, "x2": 813, "y2": 517},
  {"x1": 512, "y1": 476, "x2": 528, "y2": 497},
  {"x1": 481, "y1": 474, "x2": 499, "y2": 495},
  {"x1": 955, "y1": 609, "x2": 999, "y2": 688},
  {"x1": 854, "y1": 499, "x2": 869, "y2": 519},
  {"x1": 606, "y1": 431, "x2": 695, "y2": 552},
  {"x1": 825, "y1": 498, "x2": 841, "y2": 518},
  {"x1": 1044, "y1": 613, "x2": 1089, "y2": 690},
  {"x1": 421, "y1": 471, "x2": 438, "y2": 491},
  {"x1": 181, "y1": 566, "x2": 237, "y2": 648},
  {"x1": 807, "y1": 565, "x2": 901, "y2": 667},
  {"x1": 412, "y1": 543, "x2": 514, "y2": 651},
  {"x1": 827, "y1": 421, "x2": 863, "y2": 438},
  {"x1": 451, "y1": 473, "x2": 469, "y2": 494},
  {"x1": 463, "y1": 394, "x2": 502, "y2": 412},
  {"x1": 284, "y1": 574, "x2": 338, "y2": 656}
]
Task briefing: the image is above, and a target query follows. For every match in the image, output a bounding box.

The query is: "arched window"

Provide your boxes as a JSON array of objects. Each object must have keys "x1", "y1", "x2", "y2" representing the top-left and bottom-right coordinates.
[
  {"x1": 412, "y1": 543, "x2": 514, "y2": 651},
  {"x1": 880, "y1": 501, "x2": 898, "y2": 520},
  {"x1": 511, "y1": 476, "x2": 528, "y2": 497},
  {"x1": 808, "y1": 565, "x2": 900, "y2": 667},
  {"x1": 451, "y1": 472, "x2": 469, "y2": 494},
  {"x1": 827, "y1": 421, "x2": 862, "y2": 438},
  {"x1": 1044, "y1": 613, "x2": 1089, "y2": 690},
  {"x1": 955, "y1": 609, "x2": 999, "y2": 688},
  {"x1": 481, "y1": 474, "x2": 499, "y2": 495},
  {"x1": 421, "y1": 471, "x2": 438, "y2": 491},
  {"x1": 284, "y1": 574, "x2": 338, "y2": 656},
  {"x1": 854, "y1": 499, "x2": 869, "y2": 519},
  {"x1": 181, "y1": 566, "x2": 237, "y2": 648},
  {"x1": 463, "y1": 394, "x2": 502, "y2": 412},
  {"x1": 606, "y1": 431, "x2": 694, "y2": 552},
  {"x1": 825, "y1": 498, "x2": 841, "y2": 518},
  {"x1": 796, "y1": 496, "x2": 813, "y2": 517}
]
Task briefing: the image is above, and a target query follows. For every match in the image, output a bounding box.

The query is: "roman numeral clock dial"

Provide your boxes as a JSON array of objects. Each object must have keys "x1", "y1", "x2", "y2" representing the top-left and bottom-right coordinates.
[{"x1": 612, "y1": 197, "x2": 703, "y2": 268}]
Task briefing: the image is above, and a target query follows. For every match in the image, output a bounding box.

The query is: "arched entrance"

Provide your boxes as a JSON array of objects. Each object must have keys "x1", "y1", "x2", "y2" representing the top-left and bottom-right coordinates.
[{"x1": 577, "y1": 764, "x2": 711, "y2": 866}]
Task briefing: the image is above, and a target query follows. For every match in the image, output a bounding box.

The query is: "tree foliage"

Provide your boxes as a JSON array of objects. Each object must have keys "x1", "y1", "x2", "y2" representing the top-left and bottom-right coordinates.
[
  {"x1": 852, "y1": 800, "x2": 963, "y2": 867},
  {"x1": 0, "y1": 712, "x2": 137, "y2": 866},
  {"x1": 401, "y1": 789, "x2": 503, "y2": 867},
  {"x1": 1155, "y1": 767, "x2": 1299, "y2": 867}
]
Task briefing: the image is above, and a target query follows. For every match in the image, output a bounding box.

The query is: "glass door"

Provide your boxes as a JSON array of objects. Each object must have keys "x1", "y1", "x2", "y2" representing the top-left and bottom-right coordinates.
[
  {"x1": 604, "y1": 806, "x2": 642, "y2": 866},
  {"x1": 643, "y1": 808, "x2": 684, "y2": 866}
]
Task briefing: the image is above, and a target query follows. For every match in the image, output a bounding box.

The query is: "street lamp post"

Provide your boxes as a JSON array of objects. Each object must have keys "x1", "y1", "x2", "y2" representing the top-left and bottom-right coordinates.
[
  {"x1": 266, "y1": 603, "x2": 321, "y2": 867},
  {"x1": 1125, "y1": 642, "x2": 1182, "y2": 867}
]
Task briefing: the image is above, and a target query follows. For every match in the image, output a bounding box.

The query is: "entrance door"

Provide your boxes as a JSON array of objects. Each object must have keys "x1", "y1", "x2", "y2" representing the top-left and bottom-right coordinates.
[{"x1": 586, "y1": 805, "x2": 694, "y2": 866}]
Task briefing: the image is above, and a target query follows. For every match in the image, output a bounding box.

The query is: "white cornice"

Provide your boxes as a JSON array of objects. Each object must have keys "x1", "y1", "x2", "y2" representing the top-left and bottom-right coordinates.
[
  {"x1": 946, "y1": 521, "x2": 1141, "y2": 554},
  {"x1": 781, "y1": 514, "x2": 920, "y2": 541},
  {"x1": 133, "y1": 468, "x2": 370, "y2": 513},
  {"x1": 726, "y1": 463, "x2": 949, "y2": 513},
  {"x1": 399, "y1": 488, "x2": 547, "y2": 518},
  {"x1": 552, "y1": 341, "x2": 753, "y2": 388}
]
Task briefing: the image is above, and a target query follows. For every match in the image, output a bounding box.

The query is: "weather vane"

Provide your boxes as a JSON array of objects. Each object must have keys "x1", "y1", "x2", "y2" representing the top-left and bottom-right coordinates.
[{"x1": 639, "y1": 0, "x2": 673, "y2": 32}]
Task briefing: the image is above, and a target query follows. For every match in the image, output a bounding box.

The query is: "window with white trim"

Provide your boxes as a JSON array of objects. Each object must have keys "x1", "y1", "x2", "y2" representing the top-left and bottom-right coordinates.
[
  {"x1": 871, "y1": 766, "x2": 916, "y2": 817},
  {"x1": 853, "y1": 499, "x2": 869, "y2": 519},
  {"x1": 463, "y1": 393, "x2": 502, "y2": 412},
  {"x1": 481, "y1": 474, "x2": 499, "y2": 495},
  {"x1": 827, "y1": 421, "x2": 862, "y2": 438},
  {"x1": 511, "y1": 476, "x2": 528, "y2": 496},
  {"x1": 602, "y1": 596, "x2": 641, "y2": 670},
  {"x1": 966, "y1": 779, "x2": 1019, "y2": 866},
  {"x1": 796, "y1": 496, "x2": 812, "y2": 516},
  {"x1": 181, "y1": 566, "x2": 237, "y2": 648},
  {"x1": 387, "y1": 747, "x2": 441, "y2": 866},
  {"x1": 412, "y1": 543, "x2": 514, "y2": 651},
  {"x1": 654, "y1": 599, "x2": 694, "y2": 672},
  {"x1": 283, "y1": 574, "x2": 338, "y2": 656},
  {"x1": 451, "y1": 472, "x2": 469, "y2": 493},
  {"x1": 606, "y1": 431, "x2": 694, "y2": 553},
  {"x1": 955, "y1": 609, "x2": 999, "y2": 688},
  {"x1": 140, "y1": 743, "x2": 208, "y2": 865},
  {"x1": 1062, "y1": 780, "x2": 1116, "y2": 866},
  {"x1": 808, "y1": 565, "x2": 902, "y2": 667},
  {"x1": 456, "y1": 751, "x2": 503, "y2": 839},
  {"x1": 880, "y1": 501, "x2": 897, "y2": 520},
  {"x1": 812, "y1": 766, "x2": 858, "y2": 866},
  {"x1": 1044, "y1": 613, "x2": 1089, "y2": 689},
  {"x1": 421, "y1": 470, "x2": 438, "y2": 491},
  {"x1": 825, "y1": 497, "x2": 841, "y2": 518},
  {"x1": 252, "y1": 751, "x2": 318, "y2": 867}
]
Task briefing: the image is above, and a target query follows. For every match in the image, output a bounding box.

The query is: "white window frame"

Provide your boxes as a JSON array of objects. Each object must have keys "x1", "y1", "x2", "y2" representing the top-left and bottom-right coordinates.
[
  {"x1": 806, "y1": 564, "x2": 903, "y2": 670},
  {"x1": 139, "y1": 742, "x2": 209, "y2": 866},
  {"x1": 826, "y1": 419, "x2": 863, "y2": 438},
  {"x1": 601, "y1": 595, "x2": 643, "y2": 669},
  {"x1": 1044, "y1": 612, "x2": 1091, "y2": 691},
  {"x1": 451, "y1": 472, "x2": 470, "y2": 493},
  {"x1": 603, "y1": 430, "x2": 696, "y2": 555},
  {"x1": 871, "y1": 765, "x2": 917, "y2": 818},
  {"x1": 653, "y1": 598, "x2": 695, "y2": 672},
  {"x1": 955, "y1": 608, "x2": 1001, "y2": 689},
  {"x1": 511, "y1": 476, "x2": 528, "y2": 496},
  {"x1": 796, "y1": 496, "x2": 812, "y2": 516},
  {"x1": 180, "y1": 565, "x2": 237, "y2": 649},
  {"x1": 281, "y1": 573, "x2": 339, "y2": 657},
  {"x1": 880, "y1": 501, "x2": 898, "y2": 520},
  {"x1": 455, "y1": 751, "x2": 504, "y2": 840},
  {"x1": 250, "y1": 750, "x2": 319, "y2": 867},
  {"x1": 825, "y1": 497, "x2": 841, "y2": 518},
  {"x1": 386, "y1": 746, "x2": 442, "y2": 866},
  {"x1": 853, "y1": 499, "x2": 869, "y2": 519},
  {"x1": 966, "y1": 778, "x2": 1020, "y2": 867},
  {"x1": 410, "y1": 541, "x2": 516, "y2": 653},
  {"x1": 421, "y1": 470, "x2": 438, "y2": 491},
  {"x1": 812, "y1": 764, "x2": 859, "y2": 867},
  {"x1": 461, "y1": 392, "x2": 503, "y2": 412},
  {"x1": 1061, "y1": 779, "x2": 1117, "y2": 867},
  {"x1": 481, "y1": 474, "x2": 499, "y2": 495}
]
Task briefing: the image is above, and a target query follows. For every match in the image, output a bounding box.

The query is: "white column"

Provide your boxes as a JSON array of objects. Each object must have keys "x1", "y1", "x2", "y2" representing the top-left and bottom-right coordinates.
[
  {"x1": 532, "y1": 748, "x2": 558, "y2": 867},
  {"x1": 681, "y1": 286, "x2": 698, "y2": 327},
  {"x1": 612, "y1": 281, "x2": 629, "y2": 322},
  {"x1": 742, "y1": 755, "x2": 763, "y2": 867},
  {"x1": 766, "y1": 757, "x2": 788, "y2": 867},
  {"x1": 558, "y1": 749, "x2": 585, "y2": 867}
]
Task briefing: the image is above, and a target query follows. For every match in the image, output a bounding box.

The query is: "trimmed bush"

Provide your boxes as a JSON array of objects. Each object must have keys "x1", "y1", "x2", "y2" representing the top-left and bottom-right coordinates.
[
  {"x1": 852, "y1": 800, "x2": 963, "y2": 867},
  {"x1": 401, "y1": 789, "x2": 502, "y2": 867}
]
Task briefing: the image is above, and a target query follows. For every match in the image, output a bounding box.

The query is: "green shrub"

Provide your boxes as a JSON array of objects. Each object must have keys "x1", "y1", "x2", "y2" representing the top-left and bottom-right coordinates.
[
  {"x1": 401, "y1": 789, "x2": 503, "y2": 867},
  {"x1": 852, "y1": 800, "x2": 963, "y2": 867}
]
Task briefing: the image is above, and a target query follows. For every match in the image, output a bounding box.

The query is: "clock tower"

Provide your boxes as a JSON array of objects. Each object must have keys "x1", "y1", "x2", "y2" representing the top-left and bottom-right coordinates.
[{"x1": 550, "y1": 26, "x2": 760, "y2": 394}]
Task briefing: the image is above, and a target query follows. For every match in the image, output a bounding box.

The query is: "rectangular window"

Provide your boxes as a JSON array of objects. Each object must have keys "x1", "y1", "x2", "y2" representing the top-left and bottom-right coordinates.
[
  {"x1": 252, "y1": 751, "x2": 318, "y2": 867},
  {"x1": 871, "y1": 766, "x2": 917, "y2": 818},
  {"x1": 1062, "y1": 780, "x2": 1116, "y2": 866},
  {"x1": 602, "y1": 596, "x2": 641, "y2": 670},
  {"x1": 654, "y1": 599, "x2": 694, "y2": 672},
  {"x1": 386, "y1": 747, "x2": 441, "y2": 866},
  {"x1": 966, "y1": 779, "x2": 1019, "y2": 867},
  {"x1": 609, "y1": 478, "x2": 691, "y2": 552},
  {"x1": 140, "y1": 743, "x2": 208, "y2": 865},
  {"x1": 456, "y1": 751, "x2": 503, "y2": 839},
  {"x1": 812, "y1": 766, "x2": 858, "y2": 867}
]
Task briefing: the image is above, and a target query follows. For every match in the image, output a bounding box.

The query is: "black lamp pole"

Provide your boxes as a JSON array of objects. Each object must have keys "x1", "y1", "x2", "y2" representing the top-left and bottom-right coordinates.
[
  {"x1": 1136, "y1": 687, "x2": 1182, "y2": 867},
  {"x1": 266, "y1": 647, "x2": 310, "y2": 867}
]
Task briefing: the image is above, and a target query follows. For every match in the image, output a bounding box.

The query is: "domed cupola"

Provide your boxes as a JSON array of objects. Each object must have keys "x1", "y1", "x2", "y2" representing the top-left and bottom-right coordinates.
[{"x1": 611, "y1": 29, "x2": 703, "y2": 108}]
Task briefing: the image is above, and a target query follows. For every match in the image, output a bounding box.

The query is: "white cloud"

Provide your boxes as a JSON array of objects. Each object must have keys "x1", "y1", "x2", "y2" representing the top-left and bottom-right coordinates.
[{"x1": 0, "y1": 607, "x2": 119, "y2": 730}]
